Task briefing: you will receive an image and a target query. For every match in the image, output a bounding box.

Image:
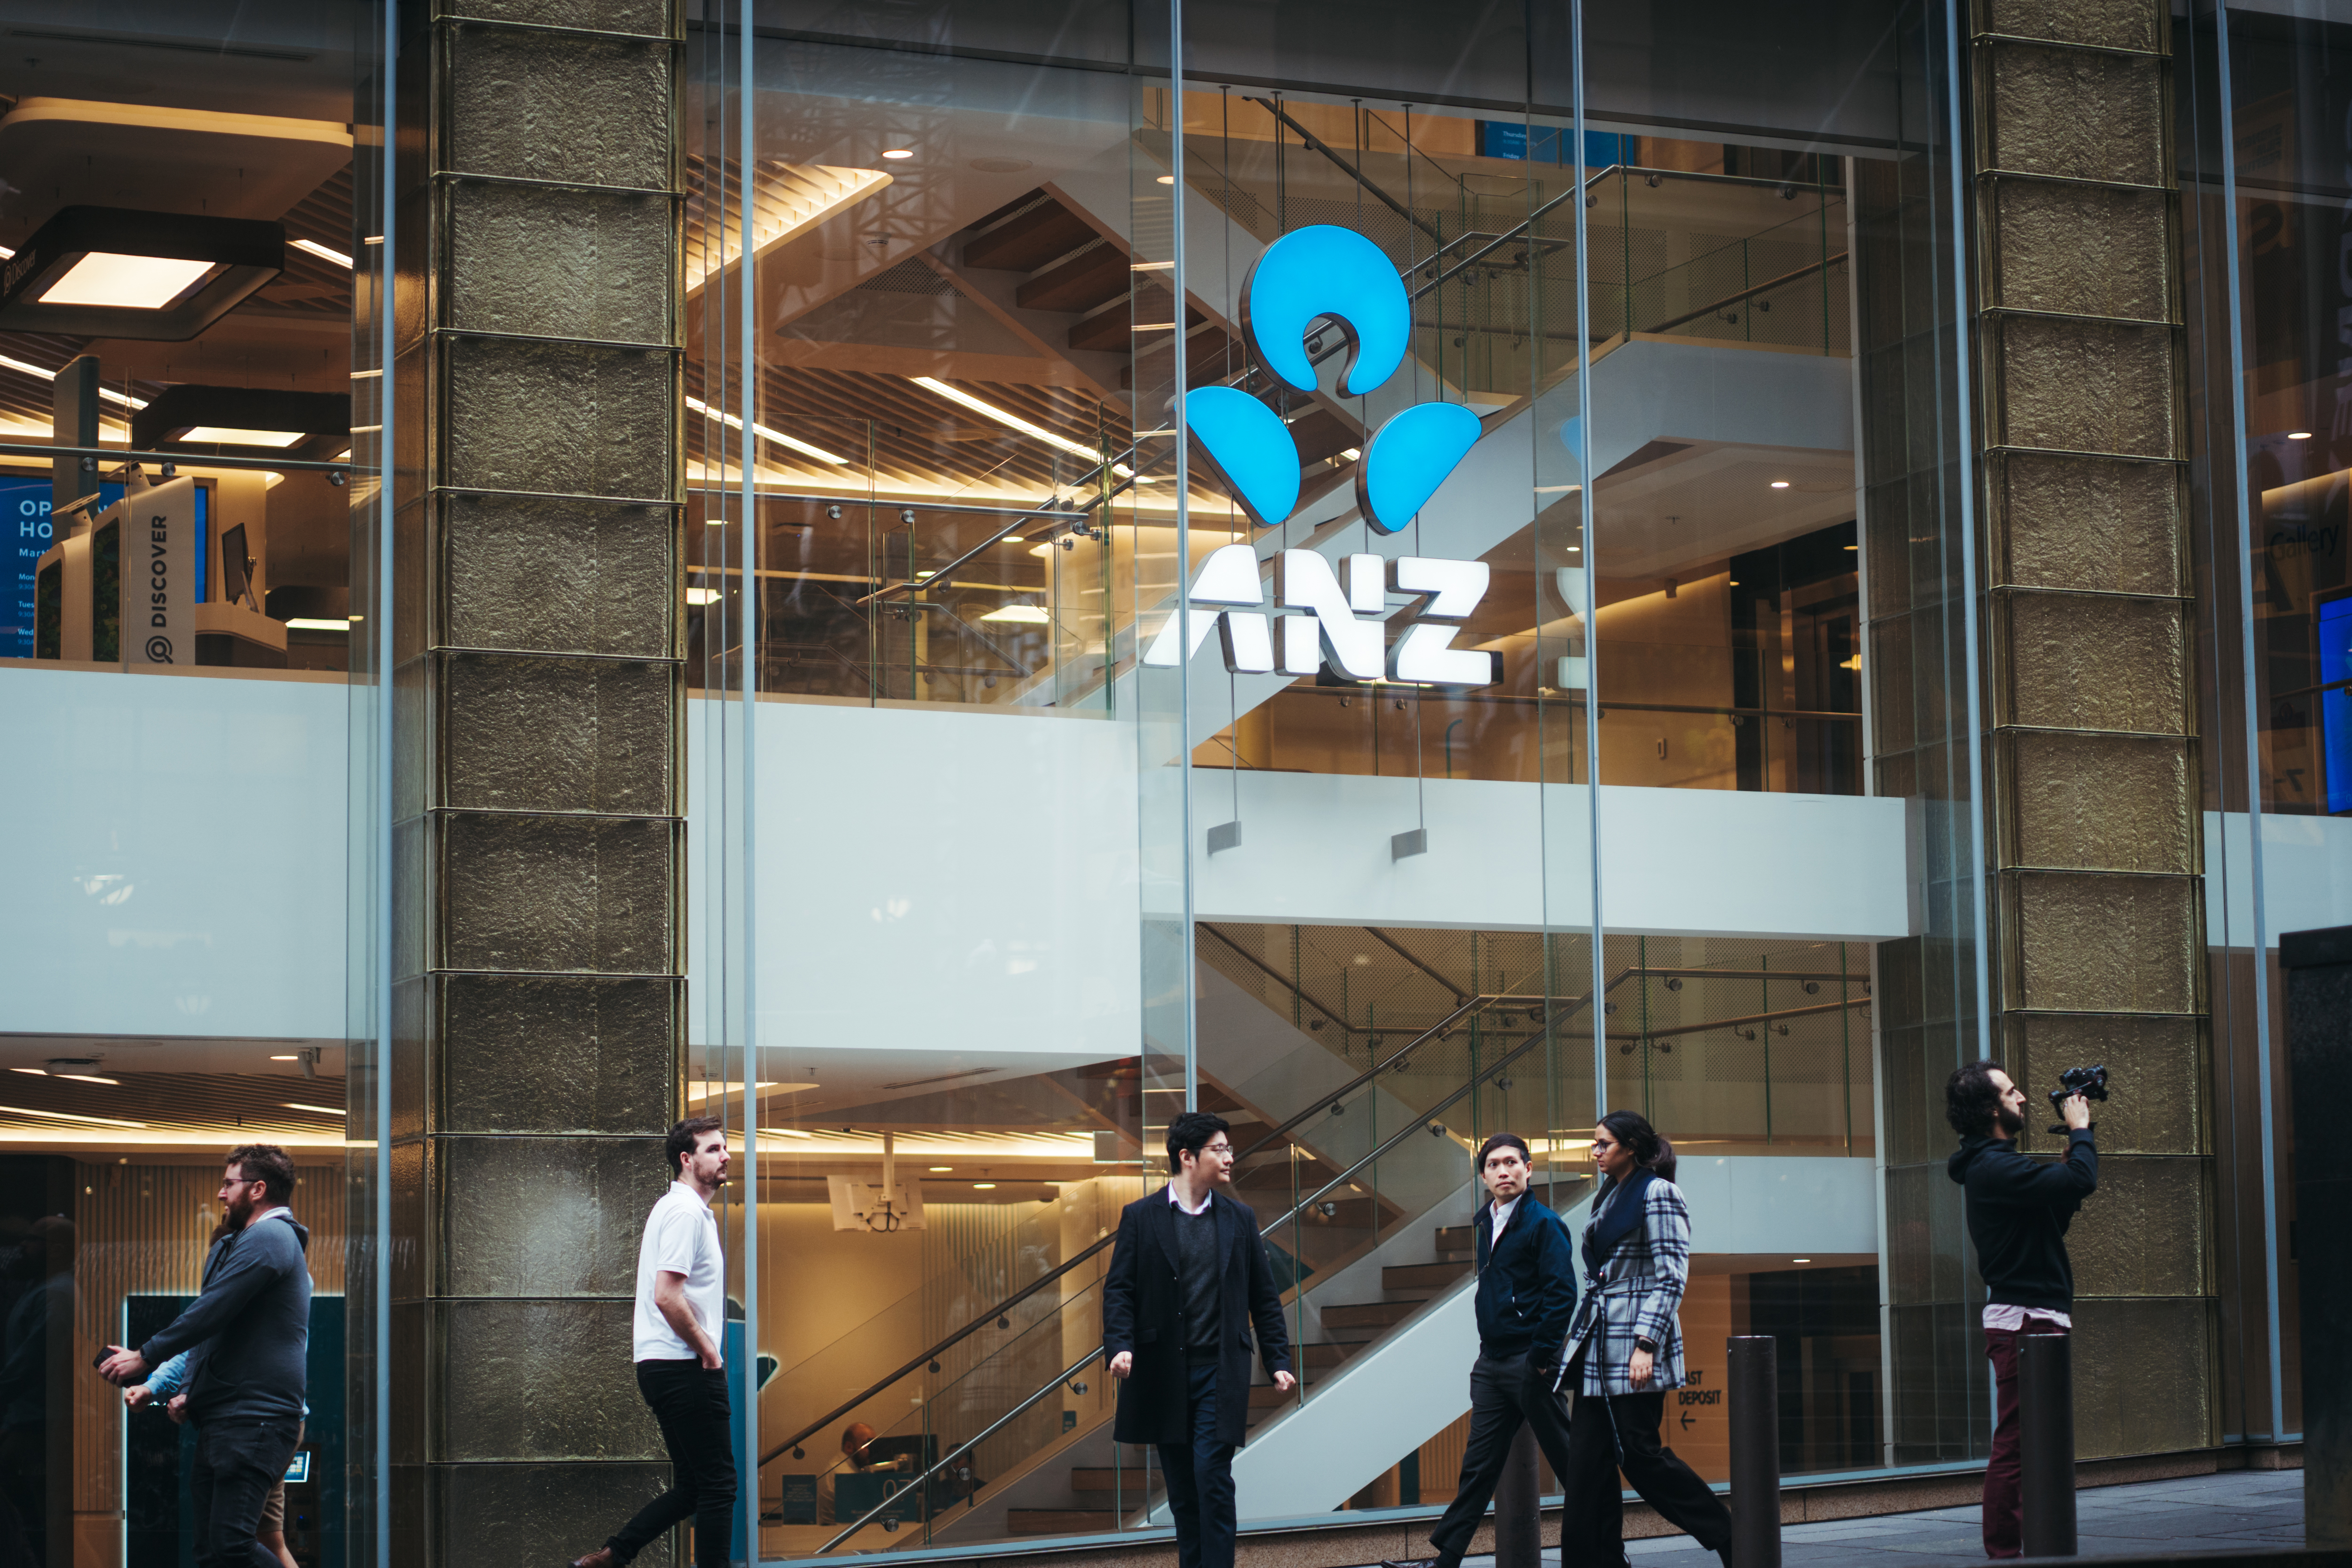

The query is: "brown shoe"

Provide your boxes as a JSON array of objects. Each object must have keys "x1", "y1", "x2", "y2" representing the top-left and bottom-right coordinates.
[{"x1": 566, "y1": 1551, "x2": 617, "y2": 1568}]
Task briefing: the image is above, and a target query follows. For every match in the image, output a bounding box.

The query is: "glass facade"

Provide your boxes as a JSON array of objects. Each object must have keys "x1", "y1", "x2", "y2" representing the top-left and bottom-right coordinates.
[{"x1": 0, "y1": 2, "x2": 2331, "y2": 1566}]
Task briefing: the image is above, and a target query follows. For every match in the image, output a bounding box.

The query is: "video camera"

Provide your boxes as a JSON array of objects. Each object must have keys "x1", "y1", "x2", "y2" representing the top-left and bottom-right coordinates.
[{"x1": 2045, "y1": 1064, "x2": 2109, "y2": 1133}]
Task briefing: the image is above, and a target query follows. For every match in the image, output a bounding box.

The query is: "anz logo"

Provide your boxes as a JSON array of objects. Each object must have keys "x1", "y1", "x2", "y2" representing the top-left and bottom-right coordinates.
[{"x1": 1142, "y1": 225, "x2": 1499, "y2": 688}]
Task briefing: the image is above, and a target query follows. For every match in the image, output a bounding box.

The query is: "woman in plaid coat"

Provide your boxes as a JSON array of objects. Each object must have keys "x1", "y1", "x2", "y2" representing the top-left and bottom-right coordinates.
[{"x1": 1554, "y1": 1111, "x2": 1734, "y2": 1568}]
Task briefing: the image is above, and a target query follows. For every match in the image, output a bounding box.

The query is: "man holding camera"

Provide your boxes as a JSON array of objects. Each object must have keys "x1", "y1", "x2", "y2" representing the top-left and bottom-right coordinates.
[{"x1": 1944, "y1": 1061, "x2": 2098, "y2": 1560}]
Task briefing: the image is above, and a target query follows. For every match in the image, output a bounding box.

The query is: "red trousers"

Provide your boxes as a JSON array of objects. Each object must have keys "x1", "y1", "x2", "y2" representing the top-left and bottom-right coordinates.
[{"x1": 1982, "y1": 1322, "x2": 2067, "y2": 1559}]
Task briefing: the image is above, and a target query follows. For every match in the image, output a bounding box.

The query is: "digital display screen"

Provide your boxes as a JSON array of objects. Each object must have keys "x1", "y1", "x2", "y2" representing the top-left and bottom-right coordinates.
[{"x1": 1, "y1": 473, "x2": 208, "y2": 657}]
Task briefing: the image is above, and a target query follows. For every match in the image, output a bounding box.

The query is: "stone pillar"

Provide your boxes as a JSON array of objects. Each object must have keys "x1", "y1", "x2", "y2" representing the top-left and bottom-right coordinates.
[
  {"x1": 1970, "y1": 0, "x2": 2216, "y2": 1457},
  {"x1": 388, "y1": 1, "x2": 684, "y2": 1562}
]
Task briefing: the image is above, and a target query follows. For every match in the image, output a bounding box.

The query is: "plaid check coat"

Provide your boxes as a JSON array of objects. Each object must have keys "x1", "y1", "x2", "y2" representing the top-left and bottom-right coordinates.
[{"x1": 1559, "y1": 1174, "x2": 1695, "y2": 1396}]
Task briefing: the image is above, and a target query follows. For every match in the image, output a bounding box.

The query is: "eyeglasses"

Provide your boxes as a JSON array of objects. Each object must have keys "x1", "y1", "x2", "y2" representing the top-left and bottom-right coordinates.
[
  {"x1": 1201, "y1": 1142, "x2": 1233, "y2": 1156},
  {"x1": 1591, "y1": 1138, "x2": 1620, "y2": 1153}
]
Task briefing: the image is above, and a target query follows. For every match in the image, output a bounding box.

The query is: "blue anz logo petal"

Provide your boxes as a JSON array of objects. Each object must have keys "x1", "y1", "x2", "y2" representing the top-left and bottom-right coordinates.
[
  {"x1": 1185, "y1": 385, "x2": 1302, "y2": 527},
  {"x1": 1356, "y1": 401, "x2": 1482, "y2": 534},
  {"x1": 1240, "y1": 225, "x2": 1410, "y2": 395}
]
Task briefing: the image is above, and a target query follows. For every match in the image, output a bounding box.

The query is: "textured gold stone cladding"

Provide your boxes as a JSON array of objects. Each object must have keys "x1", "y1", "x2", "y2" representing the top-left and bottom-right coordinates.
[
  {"x1": 1987, "y1": 451, "x2": 2185, "y2": 595},
  {"x1": 2005, "y1": 1011, "x2": 2206, "y2": 1155},
  {"x1": 2001, "y1": 870, "x2": 2201, "y2": 1014},
  {"x1": 1991, "y1": 591, "x2": 2190, "y2": 735},
  {"x1": 1980, "y1": 0, "x2": 2163, "y2": 51},
  {"x1": 1986, "y1": 314, "x2": 2179, "y2": 458},
  {"x1": 1982, "y1": 179, "x2": 2174, "y2": 321},
  {"x1": 2069, "y1": 1296, "x2": 2218, "y2": 1455},
  {"x1": 1999, "y1": 731, "x2": 2195, "y2": 873},
  {"x1": 1981, "y1": 43, "x2": 2166, "y2": 185}
]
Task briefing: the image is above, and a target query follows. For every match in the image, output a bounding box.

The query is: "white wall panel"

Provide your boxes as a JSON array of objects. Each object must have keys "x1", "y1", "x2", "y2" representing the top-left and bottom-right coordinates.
[{"x1": 0, "y1": 666, "x2": 347, "y2": 1040}]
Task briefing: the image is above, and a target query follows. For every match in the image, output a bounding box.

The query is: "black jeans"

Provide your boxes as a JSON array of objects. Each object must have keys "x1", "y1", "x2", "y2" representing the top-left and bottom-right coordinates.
[
  {"x1": 1558, "y1": 1353, "x2": 1732, "y2": 1565},
  {"x1": 1158, "y1": 1361, "x2": 1237, "y2": 1568},
  {"x1": 1428, "y1": 1350, "x2": 1577, "y2": 1565},
  {"x1": 608, "y1": 1360, "x2": 737, "y2": 1568},
  {"x1": 191, "y1": 1416, "x2": 302, "y2": 1568}
]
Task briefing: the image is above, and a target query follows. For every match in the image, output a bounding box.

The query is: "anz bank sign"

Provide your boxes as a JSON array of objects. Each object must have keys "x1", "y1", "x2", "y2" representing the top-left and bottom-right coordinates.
[{"x1": 1142, "y1": 224, "x2": 1501, "y2": 689}]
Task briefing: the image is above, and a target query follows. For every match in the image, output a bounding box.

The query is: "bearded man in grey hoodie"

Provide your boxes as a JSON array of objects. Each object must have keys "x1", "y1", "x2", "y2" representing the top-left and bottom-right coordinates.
[{"x1": 99, "y1": 1144, "x2": 312, "y2": 1568}]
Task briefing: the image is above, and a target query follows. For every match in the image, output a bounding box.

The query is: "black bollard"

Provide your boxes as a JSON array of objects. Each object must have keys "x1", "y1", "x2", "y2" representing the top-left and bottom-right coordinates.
[
  {"x1": 1728, "y1": 1336, "x2": 1781, "y2": 1568},
  {"x1": 1493, "y1": 1420, "x2": 1541, "y2": 1568},
  {"x1": 2020, "y1": 1331, "x2": 2077, "y2": 1557}
]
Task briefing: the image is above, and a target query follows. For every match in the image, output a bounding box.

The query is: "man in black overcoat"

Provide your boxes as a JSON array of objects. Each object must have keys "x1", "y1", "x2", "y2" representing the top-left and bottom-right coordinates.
[{"x1": 1102, "y1": 1109, "x2": 1295, "y2": 1568}]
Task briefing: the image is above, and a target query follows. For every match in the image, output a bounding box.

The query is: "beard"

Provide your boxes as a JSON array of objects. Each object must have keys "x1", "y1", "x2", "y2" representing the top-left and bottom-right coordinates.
[
  {"x1": 223, "y1": 1191, "x2": 259, "y2": 1229},
  {"x1": 1994, "y1": 1103, "x2": 2025, "y2": 1137}
]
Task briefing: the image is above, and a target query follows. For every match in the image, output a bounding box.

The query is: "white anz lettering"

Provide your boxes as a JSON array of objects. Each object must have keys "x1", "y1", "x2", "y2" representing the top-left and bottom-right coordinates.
[{"x1": 1140, "y1": 545, "x2": 1498, "y2": 687}]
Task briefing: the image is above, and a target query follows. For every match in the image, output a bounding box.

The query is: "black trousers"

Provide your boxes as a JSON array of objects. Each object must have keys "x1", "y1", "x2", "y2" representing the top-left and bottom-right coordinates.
[
  {"x1": 608, "y1": 1360, "x2": 737, "y2": 1568},
  {"x1": 191, "y1": 1415, "x2": 302, "y2": 1568},
  {"x1": 1427, "y1": 1350, "x2": 1577, "y2": 1564},
  {"x1": 1159, "y1": 1360, "x2": 1238, "y2": 1568},
  {"x1": 1558, "y1": 1356, "x2": 1732, "y2": 1565}
]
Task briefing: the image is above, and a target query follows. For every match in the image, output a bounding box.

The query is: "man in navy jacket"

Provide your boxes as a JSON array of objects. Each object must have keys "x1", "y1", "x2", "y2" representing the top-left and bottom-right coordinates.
[
  {"x1": 1389, "y1": 1131, "x2": 1579, "y2": 1568},
  {"x1": 98, "y1": 1144, "x2": 311, "y2": 1568}
]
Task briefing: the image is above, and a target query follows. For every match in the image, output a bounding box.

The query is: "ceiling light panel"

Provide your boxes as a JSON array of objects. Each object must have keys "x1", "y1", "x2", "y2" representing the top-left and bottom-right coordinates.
[
  {"x1": 40, "y1": 252, "x2": 214, "y2": 309},
  {"x1": 0, "y1": 207, "x2": 285, "y2": 340}
]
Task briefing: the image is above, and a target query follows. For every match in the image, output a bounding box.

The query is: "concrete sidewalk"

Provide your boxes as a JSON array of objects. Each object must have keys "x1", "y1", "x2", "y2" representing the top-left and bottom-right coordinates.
[{"x1": 1436, "y1": 1469, "x2": 2306, "y2": 1568}]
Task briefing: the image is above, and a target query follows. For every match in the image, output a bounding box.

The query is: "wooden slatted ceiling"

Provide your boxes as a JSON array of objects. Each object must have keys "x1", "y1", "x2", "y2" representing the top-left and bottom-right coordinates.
[{"x1": 0, "y1": 1071, "x2": 347, "y2": 1145}]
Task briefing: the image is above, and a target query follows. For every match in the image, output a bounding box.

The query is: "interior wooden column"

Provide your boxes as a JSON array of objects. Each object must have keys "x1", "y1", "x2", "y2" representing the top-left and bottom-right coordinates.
[
  {"x1": 388, "y1": 1, "x2": 686, "y2": 1561},
  {"x1": 1970, "y1": 0, "x2": 2217, "y2": 1458}
]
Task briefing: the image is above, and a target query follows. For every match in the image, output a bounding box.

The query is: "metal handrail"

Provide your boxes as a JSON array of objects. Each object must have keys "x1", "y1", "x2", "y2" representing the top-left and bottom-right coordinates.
[
  {"x1": 1259, "y1": 970, "x2": 1630, "y2": 1241},
  {"x1": 0, "y1": 440, "x2": 362, "y2": 476},
  {"x1": 759, "y1": 986, "x2": 1540, "y2": 1468},
  {"x1": 1232, "y1": 991, "x2": 1550, "y2": 1163},
  {"x1": 813, "y1": 1345, "x2": 1104, "y2": 1554},
  {"x1": 1639, "y1": 251, "x2": 1849, "y2": 336},
  {"x1": 857, "y1": 451, "x2": 1142, "y2": 607},
  {"x1": 758, "y1": 961, "x2": 1841, "y2": 1473}
]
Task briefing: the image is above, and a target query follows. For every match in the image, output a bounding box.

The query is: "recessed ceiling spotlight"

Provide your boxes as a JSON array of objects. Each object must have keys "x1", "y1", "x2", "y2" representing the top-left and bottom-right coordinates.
[
  {"x1": 1002, "y1": 535, "x2": 1025, "y2": 544},
  {"x1": 1769, "y1": 479, "x2": 1791, "y2": 489},
  {"x1": 972, "y1": 1181, "x2": 998, "y2": 1189},
  {"x1": 2289, "y1": 430, "x2": 2313, "y2": 440},
  {"x1": 686, "y1": 587, "x2": 720, "y2": 606},
  {"x1": 1792, "y1": 1257, "x2": 1812, "y2": 1263},
  {"x1": 1156, "y1": 175, "x2": 1176, "y2": 184},
  {"x1": 930, "y1": 1166, "x2": 953, "y2": 1172},
  {"x1": 882, "y1": 148, "x2": 914, "y2": 160},
  {"x1": 1843, "y1": 543, "x2": 1858, "y2": 551},
  {"x1": 270, "y1": 1054, "x2": 300, "y2": 1061}
]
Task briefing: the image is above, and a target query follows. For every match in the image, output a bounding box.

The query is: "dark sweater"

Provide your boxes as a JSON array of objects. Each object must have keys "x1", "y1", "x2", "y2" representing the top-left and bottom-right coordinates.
[
  {"x1": 141, "y1": 1210, "x2": 311, "y2": 1423},
  {"x1": 1172, "y1": 1203, "x2": 1223, "y2": 1359},
  {"x1": 1947, "y1": 1130, "x2": 2098, "y2": 1312},
  {"x1": 1472, "y1": 1194, "x2": 1578, "y2": 1363}
]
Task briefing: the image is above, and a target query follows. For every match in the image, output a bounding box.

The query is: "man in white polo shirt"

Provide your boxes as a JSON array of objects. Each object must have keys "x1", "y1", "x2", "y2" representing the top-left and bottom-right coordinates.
[{"x1": 567, "y1": 1116, "x2": 737, "y2": 1568}]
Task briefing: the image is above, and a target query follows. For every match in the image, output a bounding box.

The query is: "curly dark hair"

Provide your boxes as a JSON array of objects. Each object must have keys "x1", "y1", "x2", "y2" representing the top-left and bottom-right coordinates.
[
  {"x1": 1597, "y1": 1110, "x2": 1676, "y2": 1184},
  {"x1": 1945, "y1": 1059, "x2": 2007, "y2": 1138}
]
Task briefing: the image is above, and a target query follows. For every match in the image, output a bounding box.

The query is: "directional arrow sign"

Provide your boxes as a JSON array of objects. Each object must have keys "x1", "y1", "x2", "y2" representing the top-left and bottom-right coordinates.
[{"x1": 1679, "y1": 1409, "x2": 1696, "y2": 1431}]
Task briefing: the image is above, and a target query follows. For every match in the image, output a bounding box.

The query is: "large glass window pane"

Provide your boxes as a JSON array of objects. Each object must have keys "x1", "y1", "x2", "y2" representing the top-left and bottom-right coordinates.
[{"x1": 0, "y1": 4, "x2": 382, "y2": 1562}]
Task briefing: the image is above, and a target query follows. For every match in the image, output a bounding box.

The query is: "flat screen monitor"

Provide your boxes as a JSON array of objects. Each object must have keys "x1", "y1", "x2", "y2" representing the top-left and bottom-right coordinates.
[{"x1": 219, "y1": 521, "x2": 250, "y2": 606}]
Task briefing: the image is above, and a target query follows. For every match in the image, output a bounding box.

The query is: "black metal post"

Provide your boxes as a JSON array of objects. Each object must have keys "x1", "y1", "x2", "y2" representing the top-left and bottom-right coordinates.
[
  {"x1": 1493, "y1": 1420, "x2": 1541, "y2": 1568},
  {"x1": 2020, "y1": 1331, "x2": 2077, "y2": 1556},
  {"x1": 1728, "y1": 1336, "x2": 1781, "y2": 1568}
]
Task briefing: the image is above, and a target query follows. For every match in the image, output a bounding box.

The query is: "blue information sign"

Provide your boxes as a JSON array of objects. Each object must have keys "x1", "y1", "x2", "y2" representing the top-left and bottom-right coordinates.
[{"x1": 0, "y1": 474, "x2": 207, "y2": 657}]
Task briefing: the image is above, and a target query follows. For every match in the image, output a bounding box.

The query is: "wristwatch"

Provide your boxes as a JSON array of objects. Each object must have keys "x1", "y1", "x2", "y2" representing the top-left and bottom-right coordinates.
[{"x1": 1634, "y1": 1336, "x2": 1657, "y2": 1353}]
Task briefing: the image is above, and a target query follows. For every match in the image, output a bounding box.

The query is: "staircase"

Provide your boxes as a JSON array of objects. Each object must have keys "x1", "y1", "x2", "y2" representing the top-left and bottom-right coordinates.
[{"x1": 1002, "y1": 1216, "x2": 1473, "y2": 1534}]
